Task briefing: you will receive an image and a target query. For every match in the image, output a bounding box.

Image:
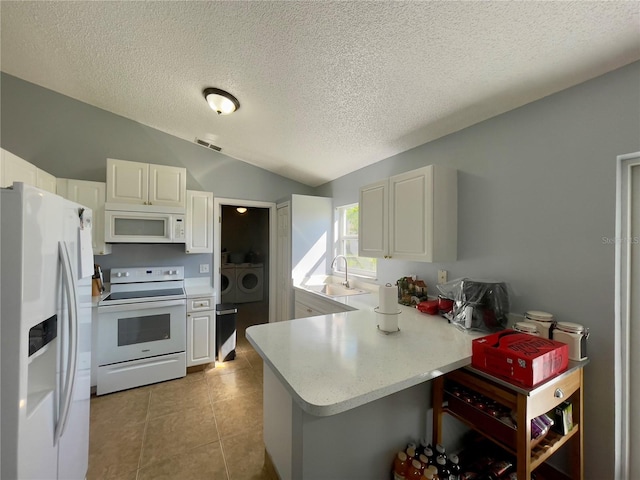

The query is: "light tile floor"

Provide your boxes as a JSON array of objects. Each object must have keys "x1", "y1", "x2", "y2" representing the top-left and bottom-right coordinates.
[{"x1": 88, "y1": 302, "x2": 273, "y2": 480}]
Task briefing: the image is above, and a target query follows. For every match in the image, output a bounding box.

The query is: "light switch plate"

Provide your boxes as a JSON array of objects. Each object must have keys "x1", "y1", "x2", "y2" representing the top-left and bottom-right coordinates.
[
  {"x1": 200, "y1": 264, "x2": 210, "y2": 273},
  {"x1": 438, "y1": 270, "x2": 447, "y2": 284}
]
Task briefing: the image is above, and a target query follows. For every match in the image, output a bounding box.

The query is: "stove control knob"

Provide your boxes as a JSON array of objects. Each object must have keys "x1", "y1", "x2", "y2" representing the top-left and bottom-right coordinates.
[
  {"x1": 115, "y1": 272, "x2": 122, "y2": 278},
  {"x1": 125, "y1": 272, "x2": 130, "y2": 277},
  {"x1": 169, "y1": 270, "x2": 177, "y2": 275}
]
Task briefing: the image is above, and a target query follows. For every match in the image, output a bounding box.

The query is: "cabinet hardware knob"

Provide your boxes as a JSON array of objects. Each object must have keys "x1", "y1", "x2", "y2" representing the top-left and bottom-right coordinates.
[
  {"x1": 144, "y1": 201, "x2": 147, "y2": 205},
  {"x1": 149, "y1": 202, "x2": 152, "y2": 205},
  {"x1": 554, "y1": 388, "x2": 564, "y2": 398},
  {"x1": 307, "y1": 308, "x2": 312, "y2": 313}
]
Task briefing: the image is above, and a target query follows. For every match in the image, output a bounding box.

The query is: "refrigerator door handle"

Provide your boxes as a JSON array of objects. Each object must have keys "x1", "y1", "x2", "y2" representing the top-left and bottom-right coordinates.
[{"x1": 55, "y1": 241, "x2": 79, "y2": 445}]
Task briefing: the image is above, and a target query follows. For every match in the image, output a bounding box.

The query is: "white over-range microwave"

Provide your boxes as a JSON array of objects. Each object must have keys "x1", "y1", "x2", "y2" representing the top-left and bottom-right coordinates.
[{"x1": 105, "y1": 210, "x2": 186, "y2": 243}]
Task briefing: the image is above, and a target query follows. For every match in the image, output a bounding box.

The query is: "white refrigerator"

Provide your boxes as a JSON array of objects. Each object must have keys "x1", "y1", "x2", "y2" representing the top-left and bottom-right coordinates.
[{"x1": 1, "y1": 182, "x2": 94, "y2": 479}]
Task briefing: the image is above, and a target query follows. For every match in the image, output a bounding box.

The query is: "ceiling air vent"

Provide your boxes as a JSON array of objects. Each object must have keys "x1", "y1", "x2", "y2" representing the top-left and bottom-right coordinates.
[{"x1": 195, "y1": 138, "x2": 222, "y2": 152}]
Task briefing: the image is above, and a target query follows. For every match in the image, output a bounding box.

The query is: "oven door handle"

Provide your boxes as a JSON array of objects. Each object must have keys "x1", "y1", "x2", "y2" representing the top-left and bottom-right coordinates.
[{"x1": 98, "y1": 299, "x2": 186, "y2": 313}]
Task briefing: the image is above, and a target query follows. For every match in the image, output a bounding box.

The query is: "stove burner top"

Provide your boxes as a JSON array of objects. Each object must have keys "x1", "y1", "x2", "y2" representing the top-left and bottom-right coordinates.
[{"x1": 103, "y1": 288, "x2": 185, "y2": 302}]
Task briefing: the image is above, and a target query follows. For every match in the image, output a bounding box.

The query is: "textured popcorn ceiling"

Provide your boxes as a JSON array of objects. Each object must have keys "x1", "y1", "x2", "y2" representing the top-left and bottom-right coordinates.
[{"x1": 1, "y1": 1, "x2": 639, "y2": 186}]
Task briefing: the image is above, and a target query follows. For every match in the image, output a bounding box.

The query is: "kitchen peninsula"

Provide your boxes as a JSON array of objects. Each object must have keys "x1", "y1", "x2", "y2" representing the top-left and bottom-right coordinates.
[{"x1": 246, "y1": 290, "x2": 482, "y2": 480}]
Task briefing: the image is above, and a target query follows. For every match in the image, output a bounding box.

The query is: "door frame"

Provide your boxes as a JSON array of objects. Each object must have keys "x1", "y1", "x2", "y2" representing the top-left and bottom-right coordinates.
[
  {"x1": 213, "y1": 197, "x2": 276, "y2": 323},
  {"x1": 615, "y1": 151, "x2": 640, "y2": 480}
]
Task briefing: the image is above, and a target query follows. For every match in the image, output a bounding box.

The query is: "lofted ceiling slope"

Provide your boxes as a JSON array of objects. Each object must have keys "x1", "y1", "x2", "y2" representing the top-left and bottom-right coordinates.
[{"x1": 1, "y1": 1, "x2": 639, "y2": 186}]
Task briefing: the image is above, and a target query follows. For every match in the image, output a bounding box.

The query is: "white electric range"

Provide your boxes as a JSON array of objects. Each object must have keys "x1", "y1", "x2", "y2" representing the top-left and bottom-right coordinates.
[{"x1": 96, "y1": 266, "x2": 186, "y2": 395}]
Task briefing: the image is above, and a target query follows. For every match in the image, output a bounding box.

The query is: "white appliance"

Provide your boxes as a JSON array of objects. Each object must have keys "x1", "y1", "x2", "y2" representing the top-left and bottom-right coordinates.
[
  {"x1": 1, "y1": 182, "x2": 94, "y2": 480},
  {"x1": 104, "y1": 210, "x2": 185, "y2": 243},
  {"x1": 236, "y1": 263, "x2": 264, "y2": 303},
  {"x1": 221, "y1": 264, "x2": 237, "y2": 303},
  {"x1": 96, "y1": 266, "x2": 186, "y2": 395}
]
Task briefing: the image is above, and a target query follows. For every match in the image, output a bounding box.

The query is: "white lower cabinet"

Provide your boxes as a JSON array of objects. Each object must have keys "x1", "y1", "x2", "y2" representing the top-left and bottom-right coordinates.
[
  {"x1": 294, "y1": 289, "x2": 355, "y2": 319},
  {"x1": 186, "y1": 296, "x2": 216, "y2": 366}
]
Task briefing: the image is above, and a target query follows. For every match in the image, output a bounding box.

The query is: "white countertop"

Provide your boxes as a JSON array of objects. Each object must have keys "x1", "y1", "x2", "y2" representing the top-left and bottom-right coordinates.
[
  {"x1": 247, "y1": 287, "x2": 483, "y2": 417},
  {"x1": 184, "y1": 277, "x2": 215, "y2": 298}
]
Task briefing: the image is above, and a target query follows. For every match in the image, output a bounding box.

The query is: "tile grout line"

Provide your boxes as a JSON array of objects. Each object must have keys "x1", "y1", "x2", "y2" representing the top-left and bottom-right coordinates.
[
  {"x1": 206, "y1": 368, "x2": 232, "y2": 480},
  {"x1": 134, "y1": 390, "x2": 153, "y2": 480}
]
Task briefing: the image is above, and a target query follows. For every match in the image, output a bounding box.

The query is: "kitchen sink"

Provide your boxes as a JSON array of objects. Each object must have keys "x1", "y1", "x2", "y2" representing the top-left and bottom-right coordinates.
[{"x1": 306, "y1": 284, "x2": 369, "y2": 297}]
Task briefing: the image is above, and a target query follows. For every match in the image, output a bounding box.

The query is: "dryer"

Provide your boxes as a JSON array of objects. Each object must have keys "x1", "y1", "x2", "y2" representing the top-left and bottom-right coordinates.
[
  {"x1": 221, "y1": 264, "x2": 237, "y2": 303},
  {"x1": 236, "y1": 263, "x2": 264, "y2": 303}
]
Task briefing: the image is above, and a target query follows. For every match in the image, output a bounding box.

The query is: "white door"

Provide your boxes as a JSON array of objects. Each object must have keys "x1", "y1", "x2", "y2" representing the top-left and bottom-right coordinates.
[
  {"x1": 616, "y1": 152, "x2": 640, "y2": 480},
  {"x1": 106, "y1": 158, "x2": 148, "y2": 205},
  {"x1": 358, "y1": 179, "x2": 388, "y2": 258},
  {"x1": 148, "y1": 164, "x2": 186, "y2": 208},
  {"x1": 64, "y1": 179, "x2": 111, "y2": 255},
  {"x1": 186, "y1": 190, "x2": 213, "y2": 254},
  {"x1": 629, "y1": 162, "x2": 640, "y2": 478},
  {"x1": 276, "y1": 203, "x2": 291, "y2": 321}
]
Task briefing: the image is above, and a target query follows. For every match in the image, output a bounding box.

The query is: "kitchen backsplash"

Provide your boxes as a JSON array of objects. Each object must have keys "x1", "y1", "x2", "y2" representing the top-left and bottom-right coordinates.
[{"x1": 96, "y1": 244, "x2": 212, "y2": 282}]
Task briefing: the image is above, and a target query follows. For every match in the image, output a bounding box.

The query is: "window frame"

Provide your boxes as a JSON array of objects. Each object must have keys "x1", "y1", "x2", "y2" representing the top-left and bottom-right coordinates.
[{"x1": 334, "y1": 203, "x2": 377, "y2": 279}]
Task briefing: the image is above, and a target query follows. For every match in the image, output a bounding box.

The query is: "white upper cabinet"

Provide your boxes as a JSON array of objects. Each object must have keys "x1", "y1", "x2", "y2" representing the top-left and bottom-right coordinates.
[
  {"x1": 106, "y1": 158, "x2": 186, "y2": 212},
  {"x1": 1, "y1": 148, "x2": 37, "y2": 187},
  {"x1": 148, "y1": 163, "x2": 187, "y2": 208},
  {"x1": 1, "y1": 148, "x2": 57, "y2": 194},
  {"x1": 358, "y1": 165, "x2": 457, "y2": 263},
  {"x1": 185, "y1": 190, "x2": 213, "y2": 254},
  {"x1": 358, "y1": 179, "x2": 388, "y2": 258},
  {"x1": 36, "y1": 169, "x2": 57, "y2": 194},
  {"x1": 57, "y1": 178, "x2": 111, "y2": 255}
]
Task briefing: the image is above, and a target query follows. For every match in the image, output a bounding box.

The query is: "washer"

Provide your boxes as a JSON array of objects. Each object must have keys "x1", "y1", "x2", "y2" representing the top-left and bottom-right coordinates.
[
  {"x1": 221, "y1": 264, "x2": 236, "y2": 303},
  {"x1": 235, "y1": 263, "x2": 264, "y2": 303}
]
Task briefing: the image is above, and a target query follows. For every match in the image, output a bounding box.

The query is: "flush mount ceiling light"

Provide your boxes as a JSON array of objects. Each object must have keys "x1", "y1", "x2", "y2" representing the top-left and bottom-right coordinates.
[
  {"x1": 203, "y1": 88, "x2": 240, "y2": 115},
  {"x1": 236, "y1": 207, "x2": 248, "y2": 214}
]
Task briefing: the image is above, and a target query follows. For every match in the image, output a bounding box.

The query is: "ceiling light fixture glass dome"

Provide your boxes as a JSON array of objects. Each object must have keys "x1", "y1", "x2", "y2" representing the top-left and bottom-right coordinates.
[{"x1": 203, "y1": 88, "x2": 240, "y2": 115}]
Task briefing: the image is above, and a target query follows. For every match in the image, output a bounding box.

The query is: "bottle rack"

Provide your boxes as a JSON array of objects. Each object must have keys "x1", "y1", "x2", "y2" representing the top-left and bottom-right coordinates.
[{"x1": 433, "y1": 364, "x2": 585, "y2": 480}]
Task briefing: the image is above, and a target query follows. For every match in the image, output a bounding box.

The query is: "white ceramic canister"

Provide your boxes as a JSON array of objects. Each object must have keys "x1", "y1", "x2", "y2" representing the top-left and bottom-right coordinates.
[
  {"x1": 524, "y1": 310, "x2": 556, "y2": 339},
  {"x1": 514, "y1": 321, "x2": 541, "y2": 336},
  {"x1": 552, "y1": 321, "x2": 589, "y2": 361}
]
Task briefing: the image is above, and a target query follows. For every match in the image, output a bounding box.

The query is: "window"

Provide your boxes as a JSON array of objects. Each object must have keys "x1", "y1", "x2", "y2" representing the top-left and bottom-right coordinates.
[{"x1": 335, "y1": 203, "x2": 377, "y2": 278}]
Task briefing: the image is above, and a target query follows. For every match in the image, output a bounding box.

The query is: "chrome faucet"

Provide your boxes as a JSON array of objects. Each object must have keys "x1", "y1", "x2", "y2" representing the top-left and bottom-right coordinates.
[{"x1": 331, "y1": 255, "x2": 350, "y2": 288}]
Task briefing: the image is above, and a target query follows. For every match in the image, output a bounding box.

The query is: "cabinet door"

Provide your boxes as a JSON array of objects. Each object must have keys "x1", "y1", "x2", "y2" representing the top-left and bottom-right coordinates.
[
  {"x1": 294, "y1": 301, "x2": 318, "y2": 319},
  {"x1": 148, "y1": 164, "x2": 186, "y2": 208},
  {"x1": 1, "y1": 148, "x2": 37, "y2": 187},
  {"x1": 106, "y1": 158, "x2": 148, "y2": 205},
  {"x1": 186, "y1": 190, "x2": 213, "y2": 254},
  {"x1": 187, "y1": 309, "x2": 215, "y2": 366},
  {"x1": 65, "y1": 179, "x2": 111, "y2": 255},
  {"x1": 389, "y1": 166, "x2": 433, "y2": 261},
  {"x1": 36, "y1": 168, "x2": 57, "y2": 194},
  {"x1": 358, "y1": 179, "x2": 388, "y2": 258}
]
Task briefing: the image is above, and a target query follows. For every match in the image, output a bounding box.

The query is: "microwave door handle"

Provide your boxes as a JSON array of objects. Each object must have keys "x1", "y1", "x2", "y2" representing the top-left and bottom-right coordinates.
[
  {"x1": 55, "y1": 241, "x2": 79, "y2": 445},
  {"x1": 98, "y1": 299, "x2": 186, "y2": 313}
]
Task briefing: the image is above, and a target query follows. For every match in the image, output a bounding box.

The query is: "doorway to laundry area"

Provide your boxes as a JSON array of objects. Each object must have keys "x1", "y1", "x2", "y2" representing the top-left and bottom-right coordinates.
[{"x1": 213, "y1": 198, "x2": 276, "y2": 331}]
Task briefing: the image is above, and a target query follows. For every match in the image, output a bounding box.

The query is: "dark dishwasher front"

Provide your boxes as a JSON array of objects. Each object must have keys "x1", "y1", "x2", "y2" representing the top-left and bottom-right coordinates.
[{"x1": 215, "y1": 304, "x2": 237, "y2": 362}]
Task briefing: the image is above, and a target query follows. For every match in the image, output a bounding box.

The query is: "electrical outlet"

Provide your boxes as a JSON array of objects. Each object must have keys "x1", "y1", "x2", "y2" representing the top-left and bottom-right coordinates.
[
  {"x1": 199, "y1": 264, "x2": 210, "y2": 274},
  {"x1": 438, "y1": 269, "x2": 448, "y2": 284}
]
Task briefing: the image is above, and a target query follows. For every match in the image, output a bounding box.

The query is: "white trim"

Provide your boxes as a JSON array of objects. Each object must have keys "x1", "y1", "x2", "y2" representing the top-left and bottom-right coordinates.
[
  {"x1": 615, "y1": 151, "x2": 640, "y2": 480},
  {"x1": 213, "y1": 197, "x2": 276, "y2": 323}
]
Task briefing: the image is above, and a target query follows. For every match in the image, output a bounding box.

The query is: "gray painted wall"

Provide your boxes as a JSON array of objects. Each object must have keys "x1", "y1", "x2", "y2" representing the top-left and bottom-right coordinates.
[
  {"x1": 0, "y1": 72, "x2": 315, "y2": 283},
  {"x1": 0, "y1": 73, "x2": 315, "y2": 201},
  {"x1": 316, "y1": 60, "x2": 640, "y2": 479}
]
